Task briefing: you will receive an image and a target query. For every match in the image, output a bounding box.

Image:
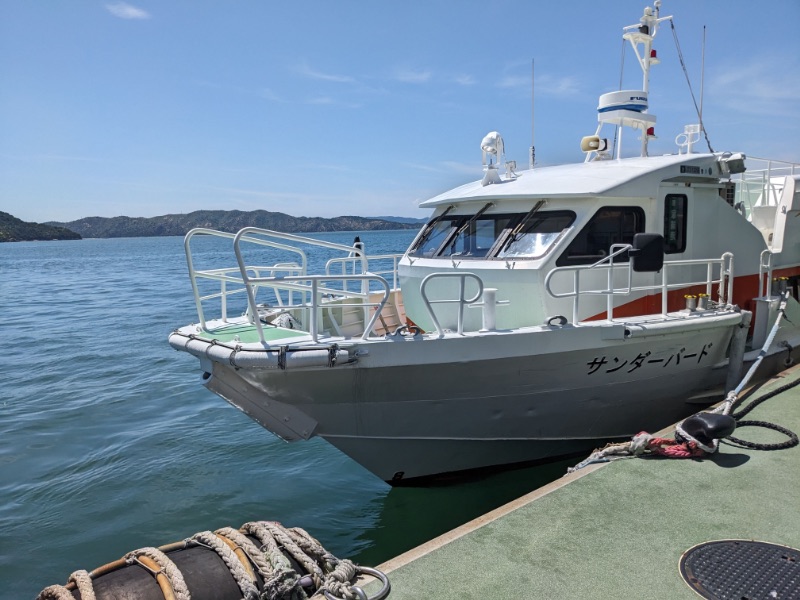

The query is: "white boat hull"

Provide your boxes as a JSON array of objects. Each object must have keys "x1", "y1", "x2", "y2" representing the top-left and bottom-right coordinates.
[{"x1": 191, "y1": 312, "x2": 742, "y2": 483}]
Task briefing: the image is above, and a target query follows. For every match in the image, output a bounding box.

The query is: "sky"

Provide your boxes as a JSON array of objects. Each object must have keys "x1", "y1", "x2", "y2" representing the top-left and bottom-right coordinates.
[{"x1": 2, "y1": 1, "x2": 799, "y2": 223}]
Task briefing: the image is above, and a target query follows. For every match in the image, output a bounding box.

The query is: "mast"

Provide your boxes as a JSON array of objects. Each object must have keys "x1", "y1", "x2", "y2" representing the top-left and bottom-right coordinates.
[
  {"x1": 700, "y1": 25, "x2": 706, "y2": 134},
  {"x1": 583, "y1": 2, "x2": 673, "y2": 162},
  {"x1": 620, "y1": 0, "x2": 671, "y2": 157}
]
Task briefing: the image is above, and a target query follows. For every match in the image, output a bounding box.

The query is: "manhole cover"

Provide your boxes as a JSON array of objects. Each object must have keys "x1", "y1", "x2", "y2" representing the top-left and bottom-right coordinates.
[{"x1": 680, "y1": 540, "x2": 800, "y2": 599}]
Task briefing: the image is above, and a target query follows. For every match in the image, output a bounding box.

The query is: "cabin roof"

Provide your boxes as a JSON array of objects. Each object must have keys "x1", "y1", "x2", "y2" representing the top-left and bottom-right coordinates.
[{"x1": 419, "y1": 153, "x2": 723, "y2": 208}]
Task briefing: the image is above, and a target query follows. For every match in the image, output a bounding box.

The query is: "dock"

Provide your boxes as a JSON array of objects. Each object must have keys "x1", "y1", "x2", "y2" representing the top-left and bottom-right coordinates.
[{"x1": 367, "y1": 365, "x2": 800, "y2": 598}]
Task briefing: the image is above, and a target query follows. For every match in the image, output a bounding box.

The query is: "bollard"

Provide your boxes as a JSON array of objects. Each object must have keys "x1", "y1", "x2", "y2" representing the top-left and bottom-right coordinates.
[{"x1": 481, "y1": 288, "x2": 498, "y2": 331}]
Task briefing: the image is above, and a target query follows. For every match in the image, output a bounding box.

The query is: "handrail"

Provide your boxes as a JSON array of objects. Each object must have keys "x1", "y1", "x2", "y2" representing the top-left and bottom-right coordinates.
[
  {"x1": 326, "y1": 253, "x2": 403, "y2": 291},
  {"x1": 184, "y1": 228, "x2": 238, "y2": 328},
  {"x1": 233, "y1": 228, "x2": 367, "y2": 328},
  {"x1": 234, "y1": 226, "x2": 364, "y2": 270},
  {"x1": 237, "y1": 273, "x2": 391, "y2": 343},
  {"x1": 183, "y1": 227, "x2": 403, "y2": 343},
  {"x1": 733, "y1": 157, "x2": 800, "y2": 215},
  {"x1": 544, "y1": 249, "x2": 734, "y2": 323},
  {"x1": 420, "y1": 272, "x2": 484, "y2": 338},
  {"x1": 543, "y1": 244, "x2": 633, "y2": 323}
]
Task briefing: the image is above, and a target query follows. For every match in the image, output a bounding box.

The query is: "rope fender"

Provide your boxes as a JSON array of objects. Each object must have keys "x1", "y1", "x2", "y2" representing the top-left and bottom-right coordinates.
[{"x1": 36, "y1": 520, "x2": 391, "y2": 600}]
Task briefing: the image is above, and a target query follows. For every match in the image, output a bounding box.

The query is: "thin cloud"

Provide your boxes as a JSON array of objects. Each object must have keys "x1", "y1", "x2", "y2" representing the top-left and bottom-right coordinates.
[
  {"x1": 1, "y1": 153, "x2": 103, "y2": 163},
  {"x1": 393, "y1": 67, "x2": 433, "y2": 84},
  {"x1": 259, "y1": 88, "x2": 285, "y2": 103},
  {"x1": 535, "y1": 74, "x2": 580, "y2": 96},
  {"x1": 404, "y1": 161, "x2": 480, "y2": 175},
  {"x1": 105, "y1": 2, "x2": 150, "y2": 19},
  {"x1": 294, "y1": 61, "x2": 355, "y2": 83},
  {"x1": 497, "y1": 72, "x2": 579, "y2": 96},
  {"x1": 304, "y1": 96, "x2": 362, "y2": 109},
  {"x1": 497, "y1": 75, "x2": 529, "y2": 89},
  {"x1": 453, "y1": 74, "x2": 477, "y2": 86},
  {"x1": 711, "y1": 60, "x2": 800, "y2": 118},
  {"x1": 441, "y1": 160, "x2": 482, "y2": 175}
]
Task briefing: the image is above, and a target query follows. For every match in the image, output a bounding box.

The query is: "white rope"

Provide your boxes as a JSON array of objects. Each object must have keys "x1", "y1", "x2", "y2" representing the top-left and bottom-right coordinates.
[
  {"x1": 287, "y1": 527, "x2": 338, "y2": 572},
  {"x1": 255, "y1": 521, "x2": 324, "y2": 581},
  {"x1": 69, "y1": 570, "x2": 96, "y2": 600},
  {"x1": 35, "y1": 585, "x2": 75, "y2": 600},
  {"x1": 241, "y1": 521, "x2": 307, "y2": 599},
  {"x1": 35, "y1": 571, "x2": 98, "y2": 600},
  {"x1": 565, "y1": 435, "x2": 647, "y2": 473},
  {"x1": 216, "y1": 526, "x2": 275, "y2": 581},
  {"x1": 319, "y1": 559, "x2": 360, "y2": 600},
  {"x1": 124, "y1": 546, "x2": 192, "y2": 600},
  {"x1": 190, "y1": 531, "x2": 259, "y2": 600}
]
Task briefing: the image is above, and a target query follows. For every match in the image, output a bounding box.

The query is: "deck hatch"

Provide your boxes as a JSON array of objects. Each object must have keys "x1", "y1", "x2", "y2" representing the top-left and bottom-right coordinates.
[{"x1": 679, "y1": 540, "x2": 800, "y2": 599}]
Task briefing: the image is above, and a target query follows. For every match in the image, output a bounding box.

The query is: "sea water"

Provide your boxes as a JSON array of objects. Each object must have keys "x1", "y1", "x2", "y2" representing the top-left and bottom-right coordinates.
[{"x1": 0, "y1": 232, "x2": 570, "y2": 598}]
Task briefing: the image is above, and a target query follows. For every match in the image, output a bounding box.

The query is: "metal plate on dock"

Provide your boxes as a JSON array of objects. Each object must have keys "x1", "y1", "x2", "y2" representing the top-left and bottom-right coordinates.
[{"x1": 679, "y1": 540, "x2": 800, "y2": 599}]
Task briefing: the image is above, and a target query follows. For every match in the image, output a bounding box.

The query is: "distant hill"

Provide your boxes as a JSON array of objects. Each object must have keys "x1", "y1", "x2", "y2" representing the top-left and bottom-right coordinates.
[
  {"x1": 47, "y1": 210, "x2": 421, "y2": 239},
  {"x1": 0, "y1": 211, "x2": 82, "y2": 242},
  {"x1": 375, "y1": 216, "x2": 427, "y2": 225}
]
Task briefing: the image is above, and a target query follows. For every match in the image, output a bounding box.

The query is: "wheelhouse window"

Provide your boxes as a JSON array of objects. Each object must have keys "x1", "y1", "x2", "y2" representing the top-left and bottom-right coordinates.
[
  {"x1": 664, "y1": 194, "x2": 687, "y2": 254},
  {"x1": 556, "y1": 206, "x2": 645, "y2": 266},
  {"x1": 496, "y1": 211, "x2": 576, "y2": 259},
  {"x1": 408, "y1": 207, "x2": 576, "y2": 260},
  {"x1": 411, "y1": 217, "x2": 459, "y2": 258},
  {"x1": 444, "y1": 214, "x2": 514, "y2": 258}
]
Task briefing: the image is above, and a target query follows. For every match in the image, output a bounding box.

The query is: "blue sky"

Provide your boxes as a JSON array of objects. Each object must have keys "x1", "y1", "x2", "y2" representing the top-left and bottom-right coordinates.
[{"x1": 2, "y1": 1, "x2": 799, "y2": 223}]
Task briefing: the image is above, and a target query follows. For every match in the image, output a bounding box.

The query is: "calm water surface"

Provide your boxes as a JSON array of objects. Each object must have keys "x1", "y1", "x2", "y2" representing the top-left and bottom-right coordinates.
[{"x1": 0, "y1": 232, "x2": 569, "y2": 598}]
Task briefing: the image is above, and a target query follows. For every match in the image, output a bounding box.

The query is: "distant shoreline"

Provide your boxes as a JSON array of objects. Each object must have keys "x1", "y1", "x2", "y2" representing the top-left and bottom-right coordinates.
[{"x1": 2, "y1": 210, "x2": 425, "y2": 242}]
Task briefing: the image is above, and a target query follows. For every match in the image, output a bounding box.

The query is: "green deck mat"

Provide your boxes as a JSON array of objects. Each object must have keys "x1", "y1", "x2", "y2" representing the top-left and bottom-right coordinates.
[{"x1": 196, "y1": 323, "x2": 309, "y2": 344}]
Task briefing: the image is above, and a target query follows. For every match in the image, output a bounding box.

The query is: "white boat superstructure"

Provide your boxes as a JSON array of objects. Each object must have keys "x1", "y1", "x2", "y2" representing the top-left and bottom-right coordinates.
[{"x1": 169, "y1": 2, "x2": 800, "y2": 483}]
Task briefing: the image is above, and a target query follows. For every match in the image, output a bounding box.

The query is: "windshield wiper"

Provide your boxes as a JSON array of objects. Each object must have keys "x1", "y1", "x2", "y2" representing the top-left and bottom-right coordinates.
[
  {"x1": 497, "y1": 199, "x2": 546, "y2": 252},
  {"x1": 453, "y1": 202, "x2": 494, "y2": 238},
  {"x1": 447, "y1": 202, "x2": 494, "y2": 254},
  {"x1": 410, "y1": 204, "x2": 455, "y2": 253}
]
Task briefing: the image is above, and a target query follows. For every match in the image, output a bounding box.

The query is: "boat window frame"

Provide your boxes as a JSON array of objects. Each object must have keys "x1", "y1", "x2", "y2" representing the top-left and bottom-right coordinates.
[
  {"x1": 492, "y1": 210, "x2": 577, "y2": 260},
  {"x1": 663, "y1": 193, "x2": 688, "y2": 254},
  {"x1": 555, "y1": 205, "x2": 646, "y2": 266},
  {"x1": 407, "y1": 207, "x2": 577, "y2": 260}
]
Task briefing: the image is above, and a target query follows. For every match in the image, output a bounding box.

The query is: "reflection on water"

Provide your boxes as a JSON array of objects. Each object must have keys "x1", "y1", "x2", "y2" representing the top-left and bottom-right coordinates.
[{"x1": 353, "y1": 458, "x2": 575, "y2": 566}]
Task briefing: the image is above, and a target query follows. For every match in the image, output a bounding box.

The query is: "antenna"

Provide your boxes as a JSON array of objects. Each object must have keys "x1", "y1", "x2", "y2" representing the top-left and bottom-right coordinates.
[
  {"x1": 529, "y1": 58, "x2": 535, "y2": 169},
  {"x1": 699, "y1": 25, "x2": 706, "y2": 129}
]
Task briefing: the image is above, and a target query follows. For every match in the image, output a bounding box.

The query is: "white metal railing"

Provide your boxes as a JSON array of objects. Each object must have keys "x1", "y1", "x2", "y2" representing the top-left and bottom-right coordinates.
[
  {"x1": 734, "y1": 157, "x2": 799, "y2": 216},
  {"x1": 243, "y1": 273, "x2": 390, "y2": 343},
  {"x1": 544, "y1": 247, "x2": 734, "y2": 324},
  {"x1": 324, "y1": 253, "x2": 402, "y2": 335},
  {"x1": 325, "y1": 253, "x2": 402, "y2": 289},
  {"x1": 420, "y1": 272, "x2": 484, "y2": 338},
  {"x1": 183, "y1": 227, "x2": 398, "y2": 343}
]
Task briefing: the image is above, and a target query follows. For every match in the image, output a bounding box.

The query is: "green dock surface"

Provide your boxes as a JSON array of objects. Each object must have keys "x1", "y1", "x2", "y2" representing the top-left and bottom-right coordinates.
[{"x1": 371, "y1": 365, "x2": 800, "y2": 598}]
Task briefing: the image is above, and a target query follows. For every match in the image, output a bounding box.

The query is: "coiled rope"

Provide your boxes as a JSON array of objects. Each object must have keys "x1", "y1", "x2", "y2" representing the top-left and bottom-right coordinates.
[
  {"x1": 726, "y1": 376, "x2": 800, "y2": 450},
  {"x1": 36, "y1": 520, "x2": 390, "y2": 600}
]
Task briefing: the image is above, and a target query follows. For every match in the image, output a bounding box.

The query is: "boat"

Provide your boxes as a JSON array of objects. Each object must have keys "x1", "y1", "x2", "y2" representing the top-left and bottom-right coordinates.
[{"x1": 168, "y1": 1, "x2": 800, "y2": 484}]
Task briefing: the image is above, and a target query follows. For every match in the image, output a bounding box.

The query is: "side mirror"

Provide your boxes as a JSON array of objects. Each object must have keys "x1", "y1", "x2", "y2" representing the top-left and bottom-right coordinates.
[{"x1": 629, "y1": 233, "x2": 664, "y2": 272}]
